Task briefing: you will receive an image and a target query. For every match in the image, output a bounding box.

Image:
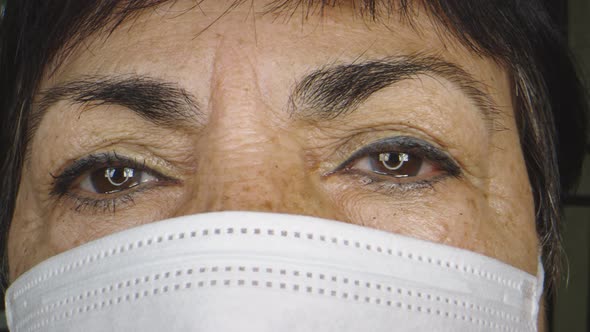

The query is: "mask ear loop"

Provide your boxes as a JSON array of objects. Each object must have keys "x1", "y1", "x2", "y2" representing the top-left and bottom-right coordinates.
[
  {"x1": 531, "y1": 254, "x2": 545, "y2": 332},
  {"x1": 379, "y1": 153, "x2": 409, "y2": 170}
]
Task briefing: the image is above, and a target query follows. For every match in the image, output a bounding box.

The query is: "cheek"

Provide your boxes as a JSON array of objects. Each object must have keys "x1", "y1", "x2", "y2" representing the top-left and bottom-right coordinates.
[
  {"x1": 7, "y1": 169, "x2": 186, "y2": 282},
  {"x1": 8, "y1": 179, "x2": 56, "y2": 282},
  {"x1": 485, "y1": 144, "x2": 539, "y2": 274},
  {"x1": 333, "y1": 182, "x2": 489, "y2": 246},
  {"x1": 324, "y1": 176, "x2": 538, "y2": 275}
]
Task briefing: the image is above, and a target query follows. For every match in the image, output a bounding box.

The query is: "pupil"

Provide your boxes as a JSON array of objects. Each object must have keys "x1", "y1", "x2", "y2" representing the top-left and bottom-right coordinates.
[
  {"x1": 377, "y1": 153, "x2": 422, "y2": 177},
  {"x1": 110, "y1": 168, "x2": 127, "y2": 183},
  {"x1": 90, "y1": 167, "x2": 138, "y2": 194}
]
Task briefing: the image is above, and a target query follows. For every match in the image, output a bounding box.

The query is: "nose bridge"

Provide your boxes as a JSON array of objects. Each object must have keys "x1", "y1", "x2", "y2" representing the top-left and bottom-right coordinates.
[
  {"x1": 184, "y1": 41, "x2": 331, "y2": 216},
  {"x1": 201, "y1": 133, "x2": 308, "y2": 213}
]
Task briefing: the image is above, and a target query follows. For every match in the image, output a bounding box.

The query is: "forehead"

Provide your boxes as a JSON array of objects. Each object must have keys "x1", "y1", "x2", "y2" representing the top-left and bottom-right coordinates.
[{"x1": 44, "y1": 0, "x2": 508, "y2": 99}]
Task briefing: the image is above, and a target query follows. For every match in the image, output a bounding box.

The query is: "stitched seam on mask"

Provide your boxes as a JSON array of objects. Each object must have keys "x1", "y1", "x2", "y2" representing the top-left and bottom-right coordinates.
[
  {"x1": 27, "y1": 279, "x2": 526, "y2": 332},
  {"x1": 19, "y1": 265, "x2": 527, "y2": 332},
  {"x1": 26, "y1": 288, "x2": 521, "y2": 332},
  {"x1": 13, "y1": 227, "x2": 525, "y2": 300}
]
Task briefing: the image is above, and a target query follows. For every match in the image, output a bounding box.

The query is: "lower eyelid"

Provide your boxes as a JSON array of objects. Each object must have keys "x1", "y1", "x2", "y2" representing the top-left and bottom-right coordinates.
[
  {"x1": 337, "y1": 167, "x2": 453, "y2": 192},
  {"x1": 59, "y1": 181, "x2": 168, "y2": 214},
  {"x1": 373, "y1": 179, "x2": 437, "y2": 194},
  {"x1": 57, "y1": 192, "x2": 134, "y2": 214}
]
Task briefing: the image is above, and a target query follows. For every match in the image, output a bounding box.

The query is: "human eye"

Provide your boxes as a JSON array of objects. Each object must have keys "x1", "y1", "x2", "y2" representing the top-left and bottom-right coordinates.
[
  {"x1": 331, "y1": 136, "x2": 462, "y2": 190},
  {"x1": 50, "y1": 152, "x2": 178, "y2": 212}
]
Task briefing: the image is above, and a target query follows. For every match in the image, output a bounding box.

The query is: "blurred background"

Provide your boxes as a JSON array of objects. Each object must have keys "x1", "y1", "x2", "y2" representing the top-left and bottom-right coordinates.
[
  {"x1": 550, "y1": 0, "x2": 590, "y2": 331},
  {"x1": 0, "y1": 0, "x2": 588, "y2": 331}
]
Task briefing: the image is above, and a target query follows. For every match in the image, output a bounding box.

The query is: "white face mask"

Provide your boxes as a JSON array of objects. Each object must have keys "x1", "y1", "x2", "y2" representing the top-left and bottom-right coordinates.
[{"x1": 5, "y1": 212, "x2": 543, "y2": 332}]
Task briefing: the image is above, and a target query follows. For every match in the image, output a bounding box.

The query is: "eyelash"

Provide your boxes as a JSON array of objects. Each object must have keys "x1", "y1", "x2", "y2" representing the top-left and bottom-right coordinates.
[
  {"x1": 331, "y1": 136, "x2": 461, "y2": 192},
  {"x1": 50, "y1": 152, "x2": 174, "y2": 213},
  {"x1": 50, "y1": 137, "x2": 457, "y2": 212}
]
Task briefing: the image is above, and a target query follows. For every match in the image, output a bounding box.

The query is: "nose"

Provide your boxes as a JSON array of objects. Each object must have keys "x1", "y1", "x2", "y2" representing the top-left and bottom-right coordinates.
[
  {"x1": 175, "y1": 45, "x2": 341, "y2": 220},
  {"x1": 195, "y1": 127, "x2": 332, "y2": 216}
]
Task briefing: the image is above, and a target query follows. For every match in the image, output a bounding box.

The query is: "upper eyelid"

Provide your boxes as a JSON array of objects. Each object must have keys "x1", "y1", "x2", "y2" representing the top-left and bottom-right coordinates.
[
  {"x1": 52, "y1": 154, "x2": 144, "y2": 184},
  {"x1": 336, "y1": 136, "x2": 453, "y2": 166},
  {"x1": 54, "y1": 153, "x2": 140, "y2": 177},
  {"x1": 327, "y1": 135, "x2": 462, "y2": 181},
  {"x1": 51, "y1": 138, "x2": 454, "y2": 190}
]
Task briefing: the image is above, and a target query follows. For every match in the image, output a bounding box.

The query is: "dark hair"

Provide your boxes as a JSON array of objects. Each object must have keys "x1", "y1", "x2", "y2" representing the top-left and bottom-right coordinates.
[{"x1": 0, "y1": 0, "x2": 587, "y2": 296}]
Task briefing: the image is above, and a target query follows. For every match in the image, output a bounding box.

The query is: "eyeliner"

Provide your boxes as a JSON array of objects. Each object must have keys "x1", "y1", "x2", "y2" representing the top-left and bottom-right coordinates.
[
  {"x1": 333, "y1": 135, "x2": 461, "y2": 178},
  {"x1": 50, "y1": 152, "x2": 150, "y2": 197}
]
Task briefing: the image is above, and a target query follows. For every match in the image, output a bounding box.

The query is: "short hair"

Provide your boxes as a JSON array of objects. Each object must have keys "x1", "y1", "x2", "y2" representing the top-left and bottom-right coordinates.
[{"x1": 0, "y1": 0, "x2": 588, "y2": 295}]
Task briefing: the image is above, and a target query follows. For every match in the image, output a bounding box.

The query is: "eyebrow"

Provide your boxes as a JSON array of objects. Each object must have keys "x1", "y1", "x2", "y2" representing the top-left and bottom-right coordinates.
[
  {"x1": 32, "y1": 55, "x2": 500, "y2": 143},
  {"x1": 288, "y1": 55, "x2": 502, "y2": 129},
  {"x1": 31, "y1": 75, "x2": 202, "y2": 138}
]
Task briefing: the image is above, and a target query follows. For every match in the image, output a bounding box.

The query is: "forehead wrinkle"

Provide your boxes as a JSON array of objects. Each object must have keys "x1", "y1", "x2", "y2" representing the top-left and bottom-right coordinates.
[
  {"x1": 264, "y1": 0, "x2": 408, "y2": 19},
  {"x1": 43, "y1": 0, "x2": 486, "y2": 79}
]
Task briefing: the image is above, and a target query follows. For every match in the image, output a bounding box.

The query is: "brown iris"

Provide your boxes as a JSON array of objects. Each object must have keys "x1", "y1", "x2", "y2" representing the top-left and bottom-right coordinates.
[
  {"x1": 372, "y1": 152, "x2": 423, "y2": 177},
  {"x1": 89, "y1": 167, "x2": 142, "y2": 194}
]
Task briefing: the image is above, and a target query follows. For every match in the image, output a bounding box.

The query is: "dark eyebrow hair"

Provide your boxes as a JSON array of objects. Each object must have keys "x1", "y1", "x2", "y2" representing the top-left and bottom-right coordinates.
[
  {"x1": 30, "y1": 75, "x2": 202, "y2": 141},
  {"x1": 31, "y1": 56, "x2": 499, "y2": 144},
  {"x1": 288, "y1": 55, "x2": 503, "y2": 130}
]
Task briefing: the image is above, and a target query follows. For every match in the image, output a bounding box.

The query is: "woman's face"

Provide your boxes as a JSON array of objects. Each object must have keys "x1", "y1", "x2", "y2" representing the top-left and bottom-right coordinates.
[{"x1": 8, "y1": 0, "x2": 539, "y2": 283}]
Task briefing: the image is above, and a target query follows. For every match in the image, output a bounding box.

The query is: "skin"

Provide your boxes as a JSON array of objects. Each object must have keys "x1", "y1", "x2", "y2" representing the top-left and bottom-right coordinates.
[{"x1": 8, "y1": 0, "x2": 543, "y2": 328}]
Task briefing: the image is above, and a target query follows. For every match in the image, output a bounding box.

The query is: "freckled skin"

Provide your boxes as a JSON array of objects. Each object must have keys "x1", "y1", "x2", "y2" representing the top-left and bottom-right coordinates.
[{"x1": 9, "y1": 0, "x2": 543, "y2": 329}]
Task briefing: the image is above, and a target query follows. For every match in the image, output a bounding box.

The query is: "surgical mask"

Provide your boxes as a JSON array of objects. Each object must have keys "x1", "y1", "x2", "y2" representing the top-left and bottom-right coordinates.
[{"x1": 5, "y1": 212, "x2": 544, "y2": 332}]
